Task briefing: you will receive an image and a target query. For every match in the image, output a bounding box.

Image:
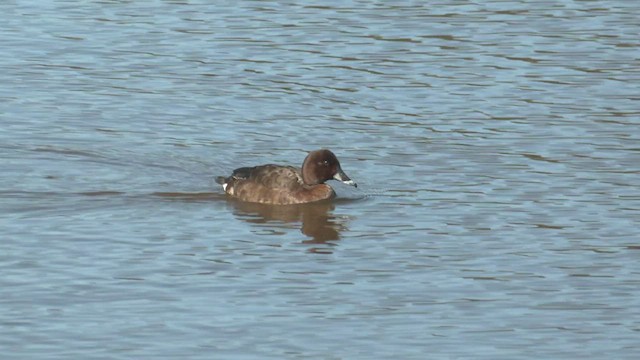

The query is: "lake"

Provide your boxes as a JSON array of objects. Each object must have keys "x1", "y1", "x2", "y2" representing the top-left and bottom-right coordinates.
[{"x1": 1, "y1": 1, "x2": 639, "y2": 359}]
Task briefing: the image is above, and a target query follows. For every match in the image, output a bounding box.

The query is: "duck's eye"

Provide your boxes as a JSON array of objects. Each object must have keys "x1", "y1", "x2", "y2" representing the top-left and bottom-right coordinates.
[{"x1": 321, "y1": 160, "x2": 329, "y2": 166}]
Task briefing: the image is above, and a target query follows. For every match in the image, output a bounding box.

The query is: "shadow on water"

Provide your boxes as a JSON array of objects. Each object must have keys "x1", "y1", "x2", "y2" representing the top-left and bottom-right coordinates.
[
  {"x1": 228, "y1": 199, "x2": 350, "y2": 253},
  {"x1": 8, "y1": 190, "x2": 356, "y2": 253},
  {"x1": 154, "y1": 191, "x2": 353, "y2": 253}
]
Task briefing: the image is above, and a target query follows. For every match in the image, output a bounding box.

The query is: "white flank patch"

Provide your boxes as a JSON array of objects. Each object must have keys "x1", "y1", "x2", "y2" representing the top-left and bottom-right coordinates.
[{"x1": 222, "y1": 183, "x2": 228, "y2": 191}]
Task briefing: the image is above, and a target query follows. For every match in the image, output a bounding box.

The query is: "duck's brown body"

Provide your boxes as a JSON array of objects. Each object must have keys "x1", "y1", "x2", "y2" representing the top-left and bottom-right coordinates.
[{"x1": 217, "y1": 150, "x2": 356, "y2": 205}]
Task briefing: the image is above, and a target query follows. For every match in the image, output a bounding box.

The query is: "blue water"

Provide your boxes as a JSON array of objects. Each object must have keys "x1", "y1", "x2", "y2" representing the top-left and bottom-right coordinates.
[{"x1": 2, "y1": 1, "x2": 639, "y2": 359}]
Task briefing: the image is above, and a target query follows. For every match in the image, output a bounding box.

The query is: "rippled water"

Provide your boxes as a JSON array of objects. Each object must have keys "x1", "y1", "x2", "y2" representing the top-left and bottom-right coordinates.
[{"x1": 2, "y1": 1, "x2": 639, "y2": 359}]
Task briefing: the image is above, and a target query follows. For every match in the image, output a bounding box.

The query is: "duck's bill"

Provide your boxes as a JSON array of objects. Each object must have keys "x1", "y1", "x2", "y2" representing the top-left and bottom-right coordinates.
[{"x1": 334, "y1": 168, "x2": 357, "y2": 188}]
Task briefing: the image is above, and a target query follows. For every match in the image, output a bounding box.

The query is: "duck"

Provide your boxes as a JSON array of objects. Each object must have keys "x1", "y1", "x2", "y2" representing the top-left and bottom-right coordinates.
[{"x1": 216, "y1": 149, "x2": 356, "y2": 205}]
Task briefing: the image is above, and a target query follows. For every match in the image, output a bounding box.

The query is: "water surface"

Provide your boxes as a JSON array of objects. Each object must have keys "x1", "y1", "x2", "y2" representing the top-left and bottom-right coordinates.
[{"x1": 1, "y1": 1, "x2": 639, "y2": 359}]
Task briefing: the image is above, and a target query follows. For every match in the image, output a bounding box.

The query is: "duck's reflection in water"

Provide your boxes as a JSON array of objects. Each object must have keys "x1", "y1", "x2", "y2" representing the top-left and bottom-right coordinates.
[{"x1": 228, "y1": 200, "x2": 348, "y2": 252}]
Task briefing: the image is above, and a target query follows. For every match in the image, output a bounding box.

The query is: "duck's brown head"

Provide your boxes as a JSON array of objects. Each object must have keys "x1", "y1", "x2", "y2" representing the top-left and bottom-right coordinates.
[{"x1": 301, "y1": 149, "x2": 357, "y2": 187}]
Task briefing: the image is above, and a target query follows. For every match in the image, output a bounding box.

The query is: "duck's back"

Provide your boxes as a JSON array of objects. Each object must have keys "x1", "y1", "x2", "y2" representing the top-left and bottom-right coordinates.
[
  {"x1": 220, "y1": 165, "x2": 328, "y2": 205},
  {"x1": 233, "y1": 165, "x2": 303, "y2": 189}
]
